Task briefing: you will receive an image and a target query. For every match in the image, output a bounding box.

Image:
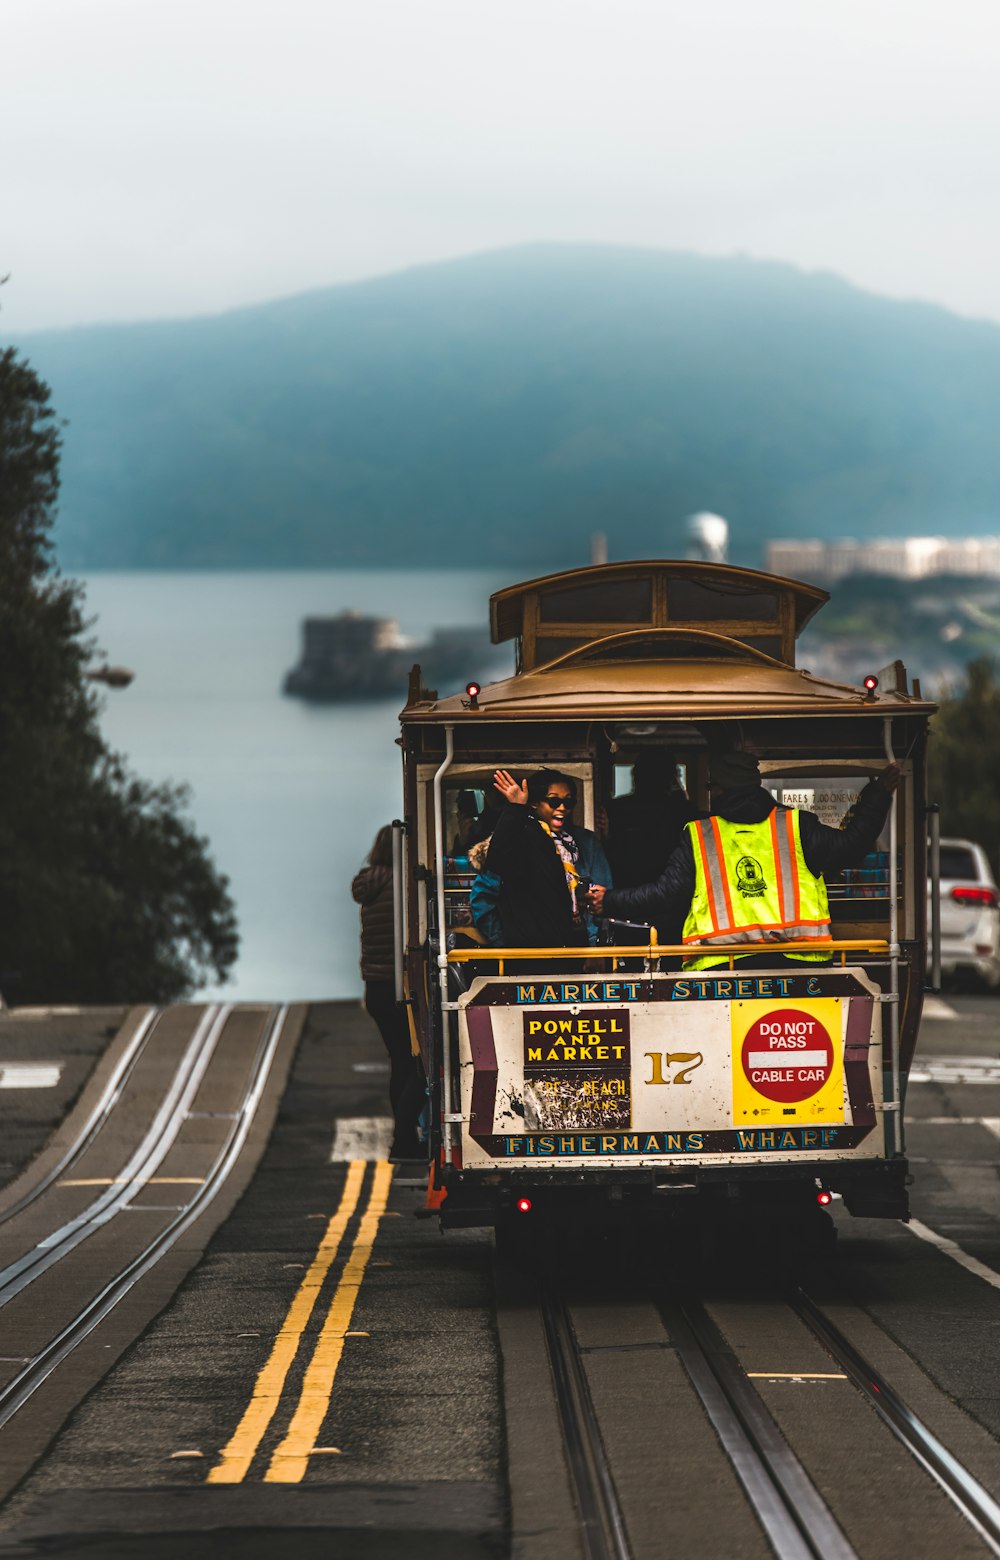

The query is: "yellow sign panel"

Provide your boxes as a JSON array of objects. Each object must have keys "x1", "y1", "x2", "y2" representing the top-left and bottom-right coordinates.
[{"x1": 731, "y1": 998, "x2": 845, "y2": 1127}]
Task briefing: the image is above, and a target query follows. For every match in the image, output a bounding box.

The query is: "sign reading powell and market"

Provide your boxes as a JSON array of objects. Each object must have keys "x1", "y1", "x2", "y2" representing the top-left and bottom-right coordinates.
[{"x1": 521, "y1": 1009, "x2": 630, "y2": 1131}]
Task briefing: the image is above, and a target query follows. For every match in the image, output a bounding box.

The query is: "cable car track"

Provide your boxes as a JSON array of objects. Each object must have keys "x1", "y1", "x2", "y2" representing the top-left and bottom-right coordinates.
[
  {"x1": 537, "y1": 1277, "x2": 855, "y2": 1560},
  {"x1": 658, "y1": 1295, "x2": 856, "y2": 1560},
  {"x1": 0, "y1": 1003, "x2": 231, "y2": 1307},
  {"x1": 524, "y1": 1266, "x2": 1000, "y2": 1560},
  {"x1": 0, "y1": 1005, "x2": 164, "y2": 1229},
  {"x1": 0, "y1": 1003, "x2": 291, "y2": 1435},
  {"x1": 539, "y1": 1283, "x2": 632, "y2": 1560},
  {"x1": 790, "y1": 1289, "x2": 1000, "y2": 1559}
]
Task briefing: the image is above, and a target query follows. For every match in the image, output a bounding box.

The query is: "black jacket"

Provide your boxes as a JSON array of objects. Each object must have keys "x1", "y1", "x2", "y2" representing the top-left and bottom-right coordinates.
[
  {"x1": 486, "y1": 804, "x2": 590, "y2": 949},
  {"x1": 352, "y1": 864, "x2": 395, "y2": 982},
  {"x1": 604, "y1": 788, "x2": 697, "y2": 890},
  {"x1": 603, "y1": 780, "x2": 892, "y2": 928}
]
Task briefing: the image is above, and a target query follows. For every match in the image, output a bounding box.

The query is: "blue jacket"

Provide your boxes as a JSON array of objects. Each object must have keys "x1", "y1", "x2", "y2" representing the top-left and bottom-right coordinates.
[{"x1": 471, "y1": 825, "x2": 613, "y2": 946}]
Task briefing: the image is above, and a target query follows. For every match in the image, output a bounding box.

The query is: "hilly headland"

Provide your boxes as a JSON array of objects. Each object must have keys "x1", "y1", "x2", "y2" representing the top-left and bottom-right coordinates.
[{"x1": 12, "y1": 244, "x2": 1000, "y2": 572}]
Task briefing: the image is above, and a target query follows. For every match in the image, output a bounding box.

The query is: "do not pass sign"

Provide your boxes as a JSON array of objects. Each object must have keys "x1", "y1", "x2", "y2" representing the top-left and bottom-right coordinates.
[{"x1": 740, "y1": 1007, "x2": 834, "y2": 1103}]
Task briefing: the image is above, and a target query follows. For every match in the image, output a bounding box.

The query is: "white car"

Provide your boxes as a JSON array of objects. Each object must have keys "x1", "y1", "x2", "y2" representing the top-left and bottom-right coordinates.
[{"x1": 929, "y1": 838, "x2": 1000, "y2": 990}]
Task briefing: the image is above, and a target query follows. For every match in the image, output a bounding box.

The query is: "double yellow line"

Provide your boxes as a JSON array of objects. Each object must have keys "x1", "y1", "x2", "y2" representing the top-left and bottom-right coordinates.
[{"x1": 208, "y1": 1158, "x2": 393, "y2": 1484}]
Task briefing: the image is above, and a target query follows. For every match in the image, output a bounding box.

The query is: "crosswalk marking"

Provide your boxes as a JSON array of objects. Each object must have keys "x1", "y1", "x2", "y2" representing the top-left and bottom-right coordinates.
[
  {"x1": 921, "y1": 995, "x2": 959, "y2": 1021},
  {"x1": 0, "y1": 1064, "x2": 62, "y2": 1089},
  {"x1": 906, "y1": 1117, "x2": 1000, "y2": 1134},
  {"x1": 330, "y1": 1117, "x2": 393, "y2": 1162},
  {"x1": 909, "y1": 1057, "x2": 1000, "y2": 1085}
]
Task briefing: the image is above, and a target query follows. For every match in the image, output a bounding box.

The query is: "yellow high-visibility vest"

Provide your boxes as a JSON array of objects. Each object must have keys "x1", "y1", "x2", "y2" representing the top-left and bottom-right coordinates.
[{"x1": 682, "y1": 809, "x2": 832, "y2": 970}]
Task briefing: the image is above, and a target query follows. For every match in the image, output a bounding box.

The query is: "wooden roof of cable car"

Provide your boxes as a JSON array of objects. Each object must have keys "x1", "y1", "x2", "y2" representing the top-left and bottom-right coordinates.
[
  {"x1": 400, "y1": 559, "x2": 936, "y2": 722},
  {"x1": 403, "y1": 631, "x2": 933, "y2": 722},
  {"x1": 489, "y1": 559, "x2": 828, "y2": 644}
]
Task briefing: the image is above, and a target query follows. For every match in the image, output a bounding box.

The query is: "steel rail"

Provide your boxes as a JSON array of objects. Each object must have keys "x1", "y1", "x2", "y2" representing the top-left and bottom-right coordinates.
[
  {"x1": 0, "y1": 1007, "x2": 163, "y2": 1229},
  {"x1": 792, "y1": 1290, "x2": 1000, "y2": 1559},
  {"x1": 432, "y1": 724, "x2": 456, "y2": 1158},
  {"x1": 0, "y1": 1004, "x2": 231, "y2": 1308},
  {"x1": 658, "y1": 1297, "x2": 857, "y2": 1560},
  {"x1": 0, "y1": 1004, "x2": 290, "y2": 1432},
  {"x1": 539, "y1": 1285, "x2": 632, "y2": 1560}
]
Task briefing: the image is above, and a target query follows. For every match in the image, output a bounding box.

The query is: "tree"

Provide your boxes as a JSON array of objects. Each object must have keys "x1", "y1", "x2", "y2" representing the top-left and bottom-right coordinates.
[
  {"x1": 927, "y1": 657, "x2": 1000, "y2": 874},
  {"x1": 0, "y1": 345, "x2": 238, "y2": 1003}
]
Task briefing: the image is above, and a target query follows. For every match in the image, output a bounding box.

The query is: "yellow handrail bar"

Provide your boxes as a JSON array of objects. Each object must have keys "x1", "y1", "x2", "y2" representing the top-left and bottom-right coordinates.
[{"x1": 446, "y1": 938, "x2": 891, "y2": 971}]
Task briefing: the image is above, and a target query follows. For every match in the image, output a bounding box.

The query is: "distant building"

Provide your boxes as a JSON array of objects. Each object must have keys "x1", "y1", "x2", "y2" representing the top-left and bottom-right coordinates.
[{"x1": 767, "y1": 536, "x2": 1000, "y2": 583}]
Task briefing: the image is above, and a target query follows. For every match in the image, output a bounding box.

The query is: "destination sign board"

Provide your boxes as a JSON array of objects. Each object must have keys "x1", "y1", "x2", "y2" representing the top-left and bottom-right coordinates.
[{"x1": 458, "y1": 970, "x2": 880, "y2": 1167}]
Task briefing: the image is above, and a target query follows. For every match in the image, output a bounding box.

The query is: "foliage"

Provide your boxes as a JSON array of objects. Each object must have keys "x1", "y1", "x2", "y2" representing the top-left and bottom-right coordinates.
[
  {"x1": 927, "y1": 658, "x2": 1000, "y2": 871},
  {"x1": 801, "y1": 574, "x2": 1000, "y2": 686},
  {"x1": 0, "y1": 345, "x2": 238, "y2": 1003}
]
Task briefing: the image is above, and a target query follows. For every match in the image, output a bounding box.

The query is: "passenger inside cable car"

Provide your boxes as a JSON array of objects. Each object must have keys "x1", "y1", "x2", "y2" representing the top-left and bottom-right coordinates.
[{"x1": 484, "y1": 769, "x2": 612, "y2": 953}]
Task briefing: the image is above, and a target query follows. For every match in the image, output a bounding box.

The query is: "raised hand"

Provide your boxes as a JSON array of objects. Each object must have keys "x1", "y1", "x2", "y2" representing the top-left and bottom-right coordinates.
[
  {"x1": 879, "y1": 762, "x2": 901, "y2": 794},
  {"x1": 494, "y1": 769, "x2": 529, "y2": 806}
]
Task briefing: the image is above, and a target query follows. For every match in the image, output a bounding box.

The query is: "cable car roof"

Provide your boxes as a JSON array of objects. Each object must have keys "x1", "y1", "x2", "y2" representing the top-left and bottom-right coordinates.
[
  {"x1": 488, "y1": 559, "x2": 828, "y2": 671},
  {"x1": 402, "y1": 628, "x2": 934, "y2": 723}
]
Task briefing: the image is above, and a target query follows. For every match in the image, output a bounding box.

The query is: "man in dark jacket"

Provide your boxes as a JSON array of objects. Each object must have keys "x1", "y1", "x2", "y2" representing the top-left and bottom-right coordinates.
[
  {"x1": 603, "y1": 749, "x2": 697, "y2": 944},
  {"x1": 604, "y1": 750, "x2": 696, "y2": 889},
  {"x1": 352, "y1": 826, "x2": 424, "y2": 1159},
  {"x1": 589, "y1": 751, "x2": 899, "y2": 967}
]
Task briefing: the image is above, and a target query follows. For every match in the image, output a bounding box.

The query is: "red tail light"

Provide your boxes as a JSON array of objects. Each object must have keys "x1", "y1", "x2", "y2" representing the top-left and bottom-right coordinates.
[
  {"x1": 950, "y1": 886, "x2": 1000, "y2": 908},
  {"x1": 817, "y1": 1190, "x2": 832, "y2": 1207},
  {"x1": 516, "y1": 1197, "x2": 532, "y2": 1214}
]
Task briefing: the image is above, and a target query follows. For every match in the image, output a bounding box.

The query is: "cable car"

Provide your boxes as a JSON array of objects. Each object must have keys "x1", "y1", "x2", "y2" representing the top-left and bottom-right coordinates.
[{"x1": 389, "y1": 560, "x2": 935, "y2": 1250}]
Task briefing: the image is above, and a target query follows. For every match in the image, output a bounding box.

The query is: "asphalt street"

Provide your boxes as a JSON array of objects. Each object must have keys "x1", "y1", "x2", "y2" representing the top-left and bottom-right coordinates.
[
  {"x1": 0, "y1": 1002, "x2": 502, "y2": 1559},
  {"x1": 0, "y1": 992, "x2": 999, "y2": 1557}
]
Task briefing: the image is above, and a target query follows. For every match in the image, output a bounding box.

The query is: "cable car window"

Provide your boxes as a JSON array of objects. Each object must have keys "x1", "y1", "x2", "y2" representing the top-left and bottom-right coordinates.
[
  {"x1": 667, "y1": 580, "x2": 777, "y2": 622},
  {"x1": 584, "y1": 636, "x2": 751, "y2": 662},
  {"x1": 441, "y1": 784, "x2": 492, "y2": 932},
  {"x1": 738, "y1": 635, "x2": 783, "y2": 659},
  {"x1": 535, "y1": 636, "x2": 594, "y2": 665},
  {"x1": 538, "y1": 580, "x2": 652, "y2": 624}
]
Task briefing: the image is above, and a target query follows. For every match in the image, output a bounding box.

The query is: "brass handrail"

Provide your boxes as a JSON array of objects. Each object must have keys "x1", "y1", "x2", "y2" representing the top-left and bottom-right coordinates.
[{"x1": 446, "y1": 938, "x2": 891, "y2": 971}]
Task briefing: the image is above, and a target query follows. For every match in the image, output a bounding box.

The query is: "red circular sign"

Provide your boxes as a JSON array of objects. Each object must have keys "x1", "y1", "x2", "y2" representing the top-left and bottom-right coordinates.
[{"x1": 741, "y1": 1007, "x2": 833, "y2": 1103}]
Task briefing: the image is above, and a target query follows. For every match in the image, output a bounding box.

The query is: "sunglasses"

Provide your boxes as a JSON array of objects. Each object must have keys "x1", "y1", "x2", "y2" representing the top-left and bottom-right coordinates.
[{"x1": 541, "y1": 795, "x2": 574, "y2": 809}]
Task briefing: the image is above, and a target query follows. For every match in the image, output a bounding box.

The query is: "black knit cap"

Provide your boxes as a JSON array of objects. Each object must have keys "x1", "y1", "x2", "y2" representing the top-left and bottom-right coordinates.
[{"x1": 709, "y1": 750, "x2": 761, "y2": 792}]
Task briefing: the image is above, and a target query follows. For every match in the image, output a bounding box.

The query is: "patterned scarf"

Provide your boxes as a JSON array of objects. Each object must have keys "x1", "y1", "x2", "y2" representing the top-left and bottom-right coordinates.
[{"x1": 536, "y1": 819, "x2": 582, "y2": 917}]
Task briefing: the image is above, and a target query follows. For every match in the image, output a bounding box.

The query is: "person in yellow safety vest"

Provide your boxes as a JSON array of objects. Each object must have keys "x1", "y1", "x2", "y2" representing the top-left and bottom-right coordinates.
[{"x1": 588, "y1": 751, "x2": 900, "y2": 969}]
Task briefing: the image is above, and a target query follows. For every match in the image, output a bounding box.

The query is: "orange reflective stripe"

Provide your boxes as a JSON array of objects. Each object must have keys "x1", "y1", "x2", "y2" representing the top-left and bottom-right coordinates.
[
  {"x1": 709, "y1": 816, "x2": 736, "y2": 929},
  {"x1": 693, "y1": 822, "x2": 721, "y2": 934},
  {"x1": 785, "y1": 809, "x2": 800, "y2": 922},
  {"x1": 683, "y1": 920, "x2": 834, "y2": 945},
  {"x1": 769, "y1": 813, "x2": 787, "y2": 924}
]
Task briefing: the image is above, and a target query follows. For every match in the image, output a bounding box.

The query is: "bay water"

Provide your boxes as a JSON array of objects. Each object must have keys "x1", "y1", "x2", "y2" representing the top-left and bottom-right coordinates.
[{"x1": 82, "y1": 569, "x2": 516, "y2": 1002}]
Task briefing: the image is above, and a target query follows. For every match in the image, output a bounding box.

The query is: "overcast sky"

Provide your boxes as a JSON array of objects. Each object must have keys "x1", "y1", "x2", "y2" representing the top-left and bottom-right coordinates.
[{"x1": 5, "y1": 0, "x2": 1000, "y2": 334}]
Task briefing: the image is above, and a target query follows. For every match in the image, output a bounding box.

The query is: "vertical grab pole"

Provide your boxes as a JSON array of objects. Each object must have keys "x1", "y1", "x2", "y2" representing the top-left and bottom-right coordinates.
[
  {"x1": 391, "y1": 819, "x2": 406, "y2": 1003},
  {"x1": 928, "y1": 804, "x2": 941, "y2": 992},
  {"x1": 883, "y1": 719, "x2": 902, "y2": 1156},
  {"x1": 433, "y1": 726, "x2": 456, "y2": 1157}
]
